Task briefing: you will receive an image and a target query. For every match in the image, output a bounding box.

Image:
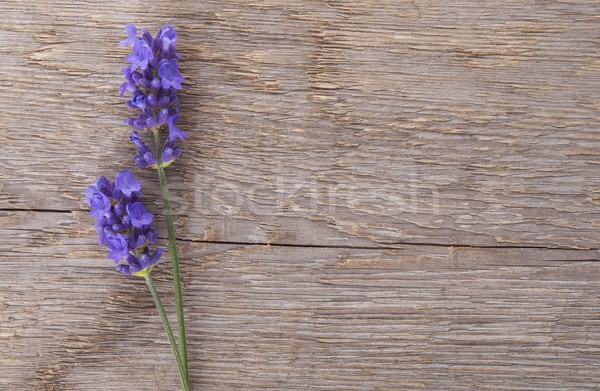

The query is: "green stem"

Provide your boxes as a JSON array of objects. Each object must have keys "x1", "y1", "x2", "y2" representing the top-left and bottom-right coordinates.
[
  {"x1": 153, "y1": 129, "x2": 189, "y2": 384},
  {"x1": 144, "y1": 274, "x2": 189, "y2": 391}
]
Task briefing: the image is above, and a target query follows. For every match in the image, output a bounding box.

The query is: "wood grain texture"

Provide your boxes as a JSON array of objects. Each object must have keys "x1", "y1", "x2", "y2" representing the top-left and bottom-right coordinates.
[
  {"x1": 1, "y1": 0, "x2": 599, "y2": 389},
  {"x1": 1, "y1": 212, "x2": 600, "y2": 390},
  {"x1": 0, "y1": 0, "x2": 599, "y2": 248}
]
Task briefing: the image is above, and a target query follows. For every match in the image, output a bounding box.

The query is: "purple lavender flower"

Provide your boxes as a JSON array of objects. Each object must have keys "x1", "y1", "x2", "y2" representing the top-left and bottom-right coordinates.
[
  {"x1": 119, "y1": 24, "x2": 137, "y2": 47},
  {"x1": 128, "y1": 90, "x2": 147, "y2": 110},
  {"x1": 107, "y1": 234, "x2": 129, "y2": 262},
  {"x1": 158, "y1": 59, "x2": 184, "y2": 90},
  {"x1": 130, "y1": 130, "x2": 157, "y2": 167},
  {"x1": 120, "y1": 67, "x2": 136, "y2": 96},
  {"x1": 94, "y1": 176, "x2": 117, "y2": 199},
  {"x1": 167, "y1": 114, "x2": 188, "y2": 141},
  {"x1": 84, "y1": 171, "x2": 163, "y2": 276},
  {"x1": 116, "y1": 248, "x2": 164, "y2": 276},
  {"x1": 157, "y1": 25, "x2": 177, "y2": 51},
  {"x1": 120, "y1": 24, "x2": 187, "y2": 169},
  {"x1": 161, "y1": 140, "x2": 182, "y2": 167},
  {"x1": 87, "y1": 192, "x2": 111, "y2": 218},
  {"x1": 157, "y1": 108, "x2": 170, "y2": 124},
  {"x1": 127, "y1": 202, "x2": 154, "y2": 228},
  {"x1": 115, "y1": 169, "x2": 142, "y2": 196},
  {"x1": 126, "y1": 39, "x2": 154, "y2": 71}
]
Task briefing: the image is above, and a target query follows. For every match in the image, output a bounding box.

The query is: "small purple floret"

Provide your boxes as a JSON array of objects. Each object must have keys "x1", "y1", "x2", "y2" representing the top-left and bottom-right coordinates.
[
  {"x1": 158, "y1": 59, "x2": 184, "y2": 90},
  {"x1": 126, "y1": 202, "x2": 154, "y2": 228},
  {"x1": 107, "y1": 234, "x2": 129, "y2": 263},
  {"x1": 158, "y1": 25, "x2": 177, "y2": 51},
  {"x1": 115, "y1": 169, "x2": 142, "y2": 196},
  {"x1": 126, "y1": 39, "x2": 154, "y2": 71},
  {"x1": 119, "y1": 24, "x2": 138, "y2": 47},
  {"x1": 128, "y1": 90, "x2": 147, "y2": 110},
  {"x1": 88, "y1": 193, "x2": 111, "y2": 218},
  {"x1": 130, "y1": 130, "x2": 157, "y2": 167},
  {"x1": 162, "y1": 140, "x2": 182, "y2": 165},
  {"x1": 167, "y1": 114, "x2": 188, "y2": 141},
  {"x1": 116, "y1": 248, "x2": 164, "y2": 275}
]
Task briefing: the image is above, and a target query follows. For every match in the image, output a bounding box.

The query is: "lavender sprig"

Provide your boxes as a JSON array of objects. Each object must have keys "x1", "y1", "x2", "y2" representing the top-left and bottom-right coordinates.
[
  {"x1": 84, "y1": 25, "x2": 190, "y2": 390},
  {"x1": 119, "y1": 24, "x2": 189, "y2": 386},
  {"x1": 84, "y1": 171, "x2": 190, "y2": 390}
]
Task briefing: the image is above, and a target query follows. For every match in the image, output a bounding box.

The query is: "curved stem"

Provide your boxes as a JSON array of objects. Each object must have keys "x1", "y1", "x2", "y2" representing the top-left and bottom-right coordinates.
[
  {"x1": 144, "y1": 274, "x2": 189, "y2": 391},
  {"x1": 153, "y1": 129, "x2": 189, "y2": 384}
]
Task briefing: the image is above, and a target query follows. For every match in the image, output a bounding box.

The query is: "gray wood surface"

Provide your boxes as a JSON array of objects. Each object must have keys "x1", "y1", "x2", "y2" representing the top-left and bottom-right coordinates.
[{"x1": 1, "y1": 0, "x2": 599, "y2": 389}]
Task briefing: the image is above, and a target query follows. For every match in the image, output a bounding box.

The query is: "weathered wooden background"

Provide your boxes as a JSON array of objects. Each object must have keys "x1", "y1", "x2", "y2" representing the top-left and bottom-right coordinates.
[{"x1": 1, "y1": 0, "x2": 599, "y2": 389}]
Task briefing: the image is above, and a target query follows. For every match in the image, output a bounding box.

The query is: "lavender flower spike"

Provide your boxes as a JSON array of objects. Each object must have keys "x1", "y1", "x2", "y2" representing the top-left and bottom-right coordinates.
[
  {"x1": 84, "y1": 170, "x2": 162, "y2": 276},
  {"x1": 120, "y1": 24, "x2": 187, "y2": 169}
]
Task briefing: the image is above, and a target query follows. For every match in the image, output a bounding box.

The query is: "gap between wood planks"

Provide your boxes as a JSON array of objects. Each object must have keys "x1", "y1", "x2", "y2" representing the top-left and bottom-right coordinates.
[
  {"x1": 171, "y1": 236, "x2": 600, "y2": 258},
  {"x1": 4, "y1": 207, "x2": 600, "y2": 254}
]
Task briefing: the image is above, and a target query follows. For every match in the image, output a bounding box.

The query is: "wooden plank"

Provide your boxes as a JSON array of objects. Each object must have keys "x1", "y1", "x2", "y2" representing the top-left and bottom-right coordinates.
[
  {"x1": 0, "y1": 1, "x2": 599, "y2": 248},
  {"x1": 1, "y1": 211, "x2": 599, "y2": 389},
  {"x1": 1, "y1": 1, "x2": 599, "y2": 389}
]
